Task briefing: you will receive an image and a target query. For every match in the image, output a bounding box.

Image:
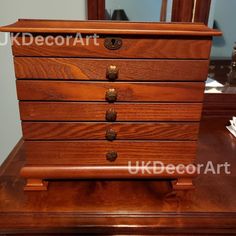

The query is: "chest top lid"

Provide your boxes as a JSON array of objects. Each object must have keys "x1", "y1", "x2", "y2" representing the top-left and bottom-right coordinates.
[{"x1": 0, "y1": 19, "x2": 221, "y2": 37}]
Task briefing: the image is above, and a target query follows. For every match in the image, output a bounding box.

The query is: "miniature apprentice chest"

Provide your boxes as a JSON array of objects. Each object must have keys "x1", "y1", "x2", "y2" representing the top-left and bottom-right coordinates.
[{"x1": 0, "y1": 20, "x2": 221, "y2": 190}]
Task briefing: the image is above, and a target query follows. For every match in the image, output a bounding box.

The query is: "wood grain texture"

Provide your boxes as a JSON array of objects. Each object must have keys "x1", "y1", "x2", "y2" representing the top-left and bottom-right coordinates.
[
  {"x1": 19, "y1": 102, "x2": 203, "y2": 121},
  {"x1": 0, "y1": 118, "x2": 235, "y2": 234},
  {"x1": 24, "y1": 179, "x2": 48, "y2": 191},
  {"x1": 16, "y1": 81, "x2": 205, "y2": 102},
  {"x1": 24, "y1": 141, "x2": 197, "y2": 166},
  {"x1": 87, "y1": 0, "x2": 105, "y2": 20},
  {"x1": 194, "y1": 0, "x2": 212, "y2": 25},
  {"x1": 20, "y1": 165, "x2": 197, "y2": 179},
  {"x1": 203, "y1": 93, "x2": 236, "y2": 118},
  {"x1": 12, "y1": 36, "x2": 212, "y2": 59},
  {"x1": 172, "y1": 177, "x2": 194, "y2": 190},
  {"x1": 1, "y1": 20, "x2": 217, "y2": 195},
  {"x1": 22, "y1": 122, "x2": 199, "y2": 140},
  {"x1": 0, "y1": 19, "x2": 221, "y2": 36},
  {"x1": 172, "y1": 0, "x2": 194, "y2": 22},
  {"x1": 172, "y1": 0, "x2": 212, "y2": 25},
  {"x1": 14, "y1": 57, "x2": 210, "y2": 81}
]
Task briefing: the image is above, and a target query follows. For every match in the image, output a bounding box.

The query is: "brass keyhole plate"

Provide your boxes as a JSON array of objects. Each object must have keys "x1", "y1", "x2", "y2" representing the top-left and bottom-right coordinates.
[{"x1": 104, "y1": 37, "x2": 123, "y2": 50}]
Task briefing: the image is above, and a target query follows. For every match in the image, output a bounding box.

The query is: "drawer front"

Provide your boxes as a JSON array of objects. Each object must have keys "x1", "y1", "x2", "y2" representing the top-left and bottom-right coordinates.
[
  {"x1": 12, "y1": 35, "x2": 212, "y2": 59},
  {"x1": 22, "y1": 122, "x2": 199, "y2": 140},
  {"x1": 14, "y1": 58, "x2": 209, "y2": 81},
  {"x1": 25, "y1": 141, "x2": 197, "y2": 165},
  {"x1": 17, "y1": 81, "x2": 205, "y2": 102},
  {"x1": 19, "y1": 102, "x2": 202, "y2": 121}
]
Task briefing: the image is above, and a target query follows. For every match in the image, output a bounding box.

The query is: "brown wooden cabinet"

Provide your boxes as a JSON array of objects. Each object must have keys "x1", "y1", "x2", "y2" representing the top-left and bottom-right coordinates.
[{"x1": 0, "y1": 19, "x2": 221, "y2": 191}]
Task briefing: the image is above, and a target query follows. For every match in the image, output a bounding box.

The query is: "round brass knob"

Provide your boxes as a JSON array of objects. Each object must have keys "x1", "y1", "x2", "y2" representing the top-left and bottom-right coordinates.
[
  {"x1": 106, "y1": 150, "x2": 118, "y2": 162},
  {"x1": 105, "y1": 88, "x2": 117, "y2": 103},
  {"x1": 105, "y1": 129, "x2": 117, "y2": 141},
  {"x1": 105, "y1": 108, "x2": 117, "y2": 122},
  {"x1": 106, "y1": 65, "x2": 119, "y2": 81}
]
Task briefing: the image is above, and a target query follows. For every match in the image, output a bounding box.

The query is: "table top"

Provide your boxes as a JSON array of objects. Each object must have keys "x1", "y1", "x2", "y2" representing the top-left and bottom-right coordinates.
[{"x1": 0, "y1": 117, "x2": 235, "y2": 235}]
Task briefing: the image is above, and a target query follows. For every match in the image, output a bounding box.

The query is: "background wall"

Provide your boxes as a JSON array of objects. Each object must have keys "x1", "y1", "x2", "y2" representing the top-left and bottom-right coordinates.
[
  {"x1": 0, "y1": 0, "x2": 86, "y2": 165},
  {"x1": 106, "y1": 0, "x2": 164, "y2": 22},
  {"x1": 210, "y1": 0, "x2": 236, "y2": 59}
]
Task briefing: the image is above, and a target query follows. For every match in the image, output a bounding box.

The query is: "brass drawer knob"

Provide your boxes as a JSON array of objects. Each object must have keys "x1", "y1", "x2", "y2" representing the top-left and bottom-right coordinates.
[
  {"x1": 106, "y1": 65, "x2": 119, "y2": 81},
  {"x1": 105, "y1": 108, "x2": 117, "y2": 122},
  {"x1": 105, "y1": 129, "x2": 117, "y2": 141},
  {"x1": 105, "y1": 88, "x2": 117, "y2": 103},
  {"x1": 106, "y1": 150, "x2": 118, "y2": 162}
]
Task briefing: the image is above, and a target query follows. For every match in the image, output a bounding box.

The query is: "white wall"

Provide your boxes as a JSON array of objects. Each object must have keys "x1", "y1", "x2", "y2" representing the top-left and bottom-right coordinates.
[
  {"x1": 0, "y1": 0, "x2": 87, "y2": 165},
  {"x1": 210, "y1": 0, "x2": 236, "y2": 59},
  {"x1": 106, "y1": 0, "x2": 163, "y2": 22}
]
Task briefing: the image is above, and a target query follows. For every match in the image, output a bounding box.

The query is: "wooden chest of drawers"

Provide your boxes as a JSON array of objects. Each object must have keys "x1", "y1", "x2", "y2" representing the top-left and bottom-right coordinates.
[{"x1": 0, "y1": 20, "x2": 221, "y2": 191}]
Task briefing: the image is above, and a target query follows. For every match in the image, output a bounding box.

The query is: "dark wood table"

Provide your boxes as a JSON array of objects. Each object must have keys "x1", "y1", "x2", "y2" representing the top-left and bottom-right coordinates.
[{"x1": 0, "y1": 117, "x2": 236, "y2": 235}]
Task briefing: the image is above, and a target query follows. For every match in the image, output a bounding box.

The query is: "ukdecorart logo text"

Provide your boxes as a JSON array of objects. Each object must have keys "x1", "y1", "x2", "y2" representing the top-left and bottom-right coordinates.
[
  {"x1": 0, "y1": 32, "x2": 100, "y2": 46},
  {"x1": 127, "y1": 161, "x2": 231, "y2": 175}
]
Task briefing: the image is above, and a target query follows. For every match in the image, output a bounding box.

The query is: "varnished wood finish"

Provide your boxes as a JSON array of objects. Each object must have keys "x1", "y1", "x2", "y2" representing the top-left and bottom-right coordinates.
[
  {"x1": 20, "y1": 165, "x2": 197, "y2": 179},
  {"x1": 203, "y1": 93, "x2": 236, "y2": 118},
  {"x1": 24, "y1": 179, "x2": 48, "y2": 191},
  {"x1": 160, "y1": 0, "x2": 168, "y2": 21},
  {"x1": 172, "y1": 177, "x2": 195, "y2": 190},
  {"x1": 0, "y1": 118, "x2": 235, "y2": 234},
  {"x1": 172, "y1": 0, "x2": 194, "y2": 22},
  {"x1": 194, "y1": 0, "x2": 212, "y2": 25},
  {"x1": 87, "y1": 0, "x2": 105, "y2": 20},
  {"x1": 19, "y1": 102, "x2": 203, "y2": 121},
  {"x1": 22, "y1": 122, "x2": 199, "y2": 140},
  {"x1": 24, "y1": 141, "x2": 196, "y2": 166},
  {"x1": 12, "y1": 36, "x2": 212, "y2": 59},
  {"x1": 14, "y1": 57, "x2": 209, "y2": 81},
  {"x1": 17, "y1": 81, "x2": 205, "y2": 102},
  {"x1": 87, "y1": 0, "x2": 99, "y2": 20},
  {"x1": 0, "y1": 20, "x2": 219, "y2": 191},
  {"x1": 172, "y1": 0, "x2": 212, "y2": 25},
  {"x1": 0, "y1": 19, "x2": 221, "y2": 36}
]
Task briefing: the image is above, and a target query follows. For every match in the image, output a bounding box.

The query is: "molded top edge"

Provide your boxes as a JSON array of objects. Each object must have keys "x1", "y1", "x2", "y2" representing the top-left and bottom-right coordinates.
[{"x1": 0, "y1": 19, "x2": 222, "y2": 36}]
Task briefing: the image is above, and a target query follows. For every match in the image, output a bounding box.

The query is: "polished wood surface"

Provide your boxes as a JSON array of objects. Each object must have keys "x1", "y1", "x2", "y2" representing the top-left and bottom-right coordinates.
[
  {"x1": 0, "y1": 20, "x2": 219, "y2": 191},
  {"x1": 87, "y1": 0, "x2": 105, "y2": 20},
  {"x1": 22, "y1": 122, "x2": 199, "y2": 140},
  {"x1": 19, "y1": 102, "x2": 202, "y2": 121},
  {"x1": 0, "y1": 19, "x2": 221, "y2": 36},
  {"x1": 12, "y1": 36, "x2": 212, "y2": 59},
  {"x1": 194, "y1": 0, "x2": 212, "y2": 25},
  {"x1": 203, "y1": 93, "x2": 236, "y2": 118},
  {"x1": 0, "y1": 118, "x2": 235, "y2": 235},
  {"x1": 17, "y1": 81, "x2": 205, "y2": 102},
  {"x1": 14, "y1": 58, "x2": 209, "y2": 81},
  {"x1": 24, "y1": 178, "x2": 48, "y2": 191},
  {"x1": 172, "y1": 0, "x2": 194, "y2": 22},
  {"x1": 24, "y1": 141, "x2": 196, "y2": 165},
  {"x1": 172, "y1": 0, "x2": 212, "y2": 25},
  {"x1": 21, "y1": 166, "x2": 197, "y2": 180}
]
